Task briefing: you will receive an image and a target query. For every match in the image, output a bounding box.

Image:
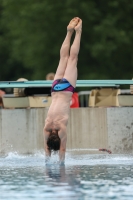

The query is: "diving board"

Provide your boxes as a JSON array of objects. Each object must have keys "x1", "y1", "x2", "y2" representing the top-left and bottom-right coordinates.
[{"x1": 0, "y1": 80, "x2": 133, "y2": 88}]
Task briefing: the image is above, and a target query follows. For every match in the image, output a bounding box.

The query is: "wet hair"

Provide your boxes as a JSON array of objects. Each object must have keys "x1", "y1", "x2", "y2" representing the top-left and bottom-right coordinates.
[{"x1": 47, "y1": 133, "x2": 60, "y2": 151}]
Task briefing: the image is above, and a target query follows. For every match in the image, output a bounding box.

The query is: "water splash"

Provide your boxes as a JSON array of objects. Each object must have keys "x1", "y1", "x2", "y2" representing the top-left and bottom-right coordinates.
[{"x1": 0, "y1": 150, "x2": 133, "y2": 168}]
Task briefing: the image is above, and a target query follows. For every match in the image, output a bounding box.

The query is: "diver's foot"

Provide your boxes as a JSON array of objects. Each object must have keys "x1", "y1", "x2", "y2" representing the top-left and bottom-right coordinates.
[
  {"x1": 75, "y1": 18, "x2": 82, "y2": 32},
  {"x1": 67, "y1": 17, "x2": 79, "y2": 32}
]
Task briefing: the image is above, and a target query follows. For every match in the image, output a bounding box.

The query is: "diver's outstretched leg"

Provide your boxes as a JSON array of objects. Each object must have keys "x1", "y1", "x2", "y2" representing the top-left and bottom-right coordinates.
[
  {"x1": 54, "y1": 17, "x2": 79, "y2": 80},
  {"x1": 63, "y1": 18, "x2": 82, "y2": 87}
]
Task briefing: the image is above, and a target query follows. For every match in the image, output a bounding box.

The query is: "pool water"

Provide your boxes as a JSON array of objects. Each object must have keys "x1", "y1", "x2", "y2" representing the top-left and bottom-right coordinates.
[{"x1": 0, "y1": 152, "x2": 133, "y2": 200}]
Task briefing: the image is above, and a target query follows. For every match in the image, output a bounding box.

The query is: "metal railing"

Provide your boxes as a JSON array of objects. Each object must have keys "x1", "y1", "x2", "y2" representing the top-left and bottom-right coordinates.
[{"x1": 0, "y1": 79, "x2": 133, "y2": 88}]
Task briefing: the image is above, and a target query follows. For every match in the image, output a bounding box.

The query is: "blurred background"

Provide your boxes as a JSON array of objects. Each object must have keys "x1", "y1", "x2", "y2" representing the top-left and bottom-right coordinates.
[{"x1": 0, "y1": 0, "x2": 133, "y2": 81}]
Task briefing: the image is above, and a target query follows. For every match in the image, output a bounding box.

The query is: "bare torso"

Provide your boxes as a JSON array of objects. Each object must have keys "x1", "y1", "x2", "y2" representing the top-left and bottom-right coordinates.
[{"x1": 45, "y1": 91, "x2": 72, "y2": 131}]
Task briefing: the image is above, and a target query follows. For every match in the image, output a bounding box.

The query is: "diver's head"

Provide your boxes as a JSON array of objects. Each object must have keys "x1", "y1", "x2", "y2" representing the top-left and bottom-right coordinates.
[{"x1": 47, "y1": 130, "x2": 60, "y2": 151}]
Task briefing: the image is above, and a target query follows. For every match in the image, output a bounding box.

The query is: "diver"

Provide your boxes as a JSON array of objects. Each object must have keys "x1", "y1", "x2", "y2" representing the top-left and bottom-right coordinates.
[{"x1": 44, "y1": 17, "x2": 82, "y2": 164}]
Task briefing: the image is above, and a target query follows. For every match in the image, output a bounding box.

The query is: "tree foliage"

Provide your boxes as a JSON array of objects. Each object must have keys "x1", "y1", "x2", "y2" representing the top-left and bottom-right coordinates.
[{"x1": 0, "y1": 0, "x2": 133, "y2": 81}]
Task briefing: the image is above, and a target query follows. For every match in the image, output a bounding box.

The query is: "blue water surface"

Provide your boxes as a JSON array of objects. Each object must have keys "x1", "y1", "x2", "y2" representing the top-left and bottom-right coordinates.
[{"x1": 0, "y1": 151, "x2": 133, "y2": 200}]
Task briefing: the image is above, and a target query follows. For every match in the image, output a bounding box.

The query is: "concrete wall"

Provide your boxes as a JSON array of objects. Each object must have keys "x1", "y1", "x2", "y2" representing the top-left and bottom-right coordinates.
[
  {"x1": 107, "y1": 108, "x2": 133, "y2": 153},
  {"x1": 0, "y1": 107, "x2": 133, "y2": 155}
]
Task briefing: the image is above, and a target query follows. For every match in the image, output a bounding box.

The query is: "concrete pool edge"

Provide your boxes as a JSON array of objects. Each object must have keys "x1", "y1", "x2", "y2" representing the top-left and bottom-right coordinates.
[{"x1": 0, "y1": 107, "x2": 133, "y2": 155}]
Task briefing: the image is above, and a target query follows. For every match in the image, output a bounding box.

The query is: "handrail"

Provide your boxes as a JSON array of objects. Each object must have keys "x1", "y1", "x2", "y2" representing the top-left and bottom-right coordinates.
[{"x1": 0, "y1": 80, "x2": 133, "y2": 88}]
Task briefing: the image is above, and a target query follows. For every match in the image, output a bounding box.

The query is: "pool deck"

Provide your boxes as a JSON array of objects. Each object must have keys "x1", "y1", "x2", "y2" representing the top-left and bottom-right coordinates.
[{"x1": 0, "y1": 107, "x2": 133, "y2": 155}]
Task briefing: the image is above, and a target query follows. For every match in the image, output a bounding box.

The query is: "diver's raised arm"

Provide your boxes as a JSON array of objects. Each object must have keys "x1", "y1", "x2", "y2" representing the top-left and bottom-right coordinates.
[
  {"x1": 58, "y1": 126, "x2": 67, "y2": 164},
  {"x1": 43, "y1": 128, "x2": 51, "y2": 160}
]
